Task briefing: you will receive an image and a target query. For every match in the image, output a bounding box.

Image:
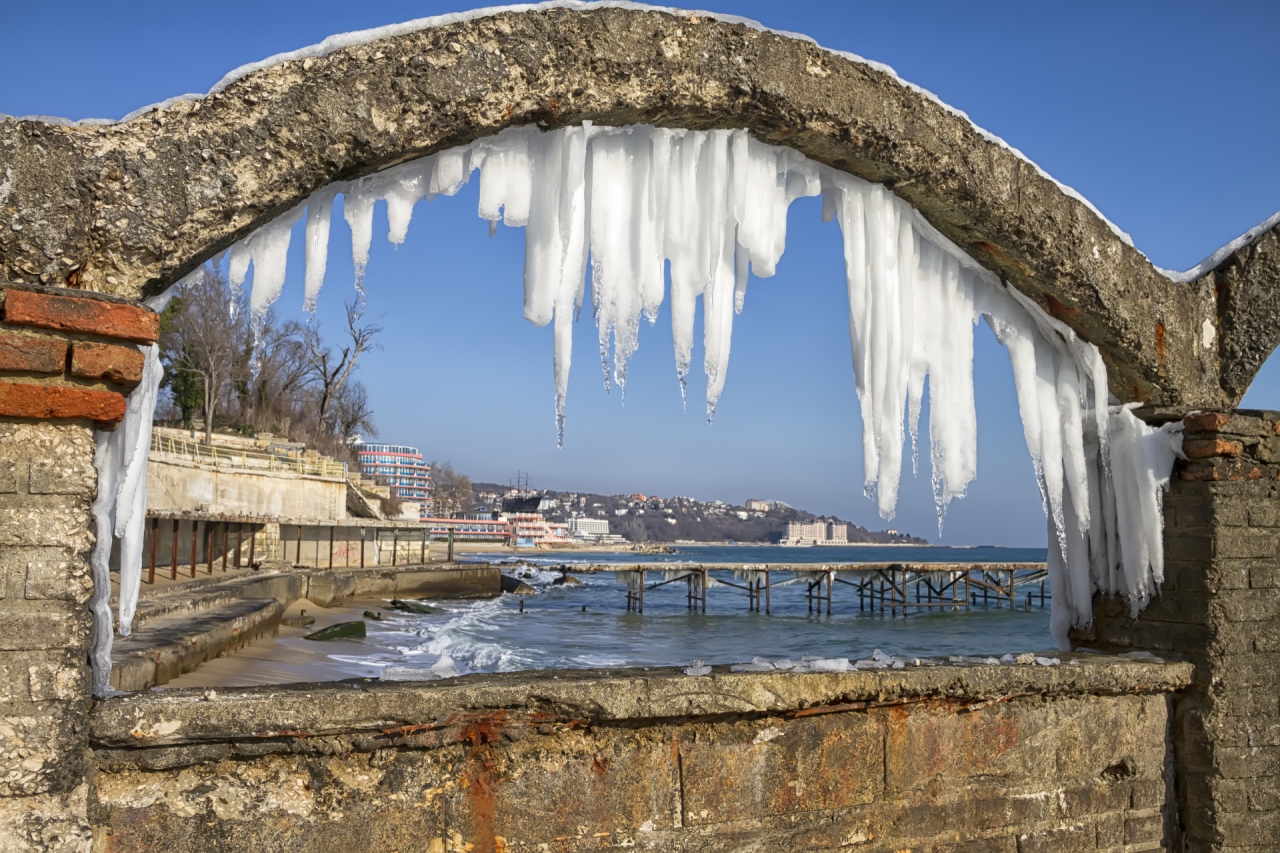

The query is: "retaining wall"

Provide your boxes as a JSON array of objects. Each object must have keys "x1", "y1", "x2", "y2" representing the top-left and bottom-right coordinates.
[{"x1": 147, "y1": 454, "x2": 347, "y2": 521}]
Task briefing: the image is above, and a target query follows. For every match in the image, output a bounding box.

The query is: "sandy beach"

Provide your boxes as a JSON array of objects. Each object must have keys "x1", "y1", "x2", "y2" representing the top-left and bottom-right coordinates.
[{"x1": 163, "y1": 597, "x2": 394, "y2": 688}]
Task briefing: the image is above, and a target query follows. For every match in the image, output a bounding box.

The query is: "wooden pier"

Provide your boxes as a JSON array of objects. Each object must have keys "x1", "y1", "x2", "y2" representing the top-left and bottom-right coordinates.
[{"x1": 615, "y1": 562, "x2": 1049, "y2": 615}]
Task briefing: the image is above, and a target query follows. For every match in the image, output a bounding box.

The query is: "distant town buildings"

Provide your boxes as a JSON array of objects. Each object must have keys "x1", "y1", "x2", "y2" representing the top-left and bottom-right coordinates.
[
  {"x1": 567, "y1": 515, "x2": 627, "y2": 545},
  {"x1": 745, "y1": 499, "x2": 790, "y2": 512},
  {"x1": 353, "y1": 441, "x2": 432, "y2": 515},
  {"x1": 569, "y1": 517, "x2": 610, "y2": 537},
  {"x1": 782, "y1": 519, "x2": 850, "y2": 546},
  {"x1": 506, "y1": 513, "x2": 570, "y2": 546},
  {"x1": 423, "y1": 515, "x2": 510, "y2": 541}
]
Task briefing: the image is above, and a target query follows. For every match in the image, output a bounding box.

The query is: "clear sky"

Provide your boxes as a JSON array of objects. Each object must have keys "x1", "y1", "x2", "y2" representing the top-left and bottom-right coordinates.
[{"x1": 4, "y1": 2, "x2": 1277, "y2": 546}]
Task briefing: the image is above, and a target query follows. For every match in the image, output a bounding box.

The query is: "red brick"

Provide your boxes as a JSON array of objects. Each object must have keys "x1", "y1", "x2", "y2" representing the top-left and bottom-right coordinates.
[
  {"x1": 1185, "y1": 412, "x2": 1231, "y2": 434},
  {"x1": 2, "y1": 289, "x2": 159, "y2": 344},
  {"x1": 0, "y1": 332, "x2": 67, "y2": 374},
  {"x1": 69, "y1": 342, "x2": 144, "y2": 385},
  {"x1": 0, "y1": 381, "x2": 126, "y2": 425},
  {"x1": 1184, "y1": 438, "x2": 1244, "y2": 459}
]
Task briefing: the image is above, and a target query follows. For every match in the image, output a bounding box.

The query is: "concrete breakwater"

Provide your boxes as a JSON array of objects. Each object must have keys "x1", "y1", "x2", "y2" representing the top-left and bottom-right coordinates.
[{"x1": 109, "y1": 564, "x2": 500, "y2": 691}]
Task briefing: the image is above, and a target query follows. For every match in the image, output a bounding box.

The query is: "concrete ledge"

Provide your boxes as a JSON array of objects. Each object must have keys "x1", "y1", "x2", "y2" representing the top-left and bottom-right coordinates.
[
  {"x1": 91, "y1": 657, "x2": 1192, "y2": 750},
  {"x1": 304, "y1": 564, "x2": 500, "y2": 606}
]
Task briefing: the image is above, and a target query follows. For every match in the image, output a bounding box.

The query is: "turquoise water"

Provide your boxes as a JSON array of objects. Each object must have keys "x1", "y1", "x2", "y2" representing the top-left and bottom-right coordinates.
[{"x1": 322, "y1": 546, "x2": 1054, "y2": 677}]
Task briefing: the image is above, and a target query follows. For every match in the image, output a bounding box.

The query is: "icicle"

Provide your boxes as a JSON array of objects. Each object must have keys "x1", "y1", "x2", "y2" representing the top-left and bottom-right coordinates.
[
  {"x1": 1110, "y1": 404, "x2": 1184, "y2": 612},
  {"x1": 342, "y1": 182, "x2": 377, "y2": 299},
  {"x1": 89, "y1": 344, "x2": 163, "y2": 694},
  {"x1": 205, "y1": 121, "x2": 1184, "y2": 643},
  {"x1": 303, "y1": 184, "x2": 341, "y2": 312},
  {"x1": 112, "y1": 345, "x2": 162, "y2": 635},
  {"x1": 89, "y1": 429, "x2": 121, "y2": 696}
]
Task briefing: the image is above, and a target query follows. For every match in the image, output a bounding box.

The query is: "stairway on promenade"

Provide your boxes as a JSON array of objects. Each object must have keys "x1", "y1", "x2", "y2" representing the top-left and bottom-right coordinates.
[{"x1": 108, "y1": 571, "x2": 304, "y2": 692}]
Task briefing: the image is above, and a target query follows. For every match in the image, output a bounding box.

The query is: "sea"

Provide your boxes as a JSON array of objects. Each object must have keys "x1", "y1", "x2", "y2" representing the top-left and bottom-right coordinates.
[{"x1": 321, "y1": 544, "x2": 1055, "y2": 679}]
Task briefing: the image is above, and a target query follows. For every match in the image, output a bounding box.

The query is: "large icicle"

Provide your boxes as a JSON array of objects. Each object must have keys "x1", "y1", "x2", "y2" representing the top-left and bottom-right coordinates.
[
  {"x1": 89, "y1": 344, "x2": 163, "y2": 694},
  {"x1": 187, "y1": 121, "x2": 1183, "y2": 660}
]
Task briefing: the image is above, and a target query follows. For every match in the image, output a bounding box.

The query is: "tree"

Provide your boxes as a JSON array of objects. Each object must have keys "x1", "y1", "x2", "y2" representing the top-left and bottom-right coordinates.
[
  {"x1": 162, "y1": 270, "x2": 248, "y2": 443},
  {"x1": 330, "y1": 381, "x2": 377, "y2": 447},
  {"x1": 154, "y1": 266, "x2": 384, "y2": 464},
  {"x1": 296, "y1": 300, "x2": 382, "y2": 432},
  {"x1": 430, "y1": 462, "x2": 473, "y2": 518},
  {"x1": 158, "y1": 295, "x2": 203, "y2": 427}
]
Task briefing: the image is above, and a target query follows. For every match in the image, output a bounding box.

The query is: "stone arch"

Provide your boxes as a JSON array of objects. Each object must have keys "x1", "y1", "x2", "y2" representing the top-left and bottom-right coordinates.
[{"x1": 0, "y1": 3, "x2": 1275, "y2": 408}]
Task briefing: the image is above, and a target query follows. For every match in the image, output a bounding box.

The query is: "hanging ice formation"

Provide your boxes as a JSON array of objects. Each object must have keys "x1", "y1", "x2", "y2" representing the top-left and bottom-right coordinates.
[
  {"x1": 94, "y1": 123, "x2": 1183, "y2": 683},
  {"x1": 88, "y1": 344, "x2": 162, "y2": 694}
]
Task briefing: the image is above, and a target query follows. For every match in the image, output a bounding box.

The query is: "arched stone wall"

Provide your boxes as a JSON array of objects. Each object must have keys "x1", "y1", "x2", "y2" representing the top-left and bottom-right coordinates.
[{"x1": 1, "y1": 4, "x2": 1274, "y2": 408}]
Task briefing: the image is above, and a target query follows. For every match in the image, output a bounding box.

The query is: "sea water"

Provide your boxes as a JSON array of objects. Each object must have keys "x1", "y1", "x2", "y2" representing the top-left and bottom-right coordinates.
[{"x1": 323, "y1": 545, "x2": 1053, "y2": 679}]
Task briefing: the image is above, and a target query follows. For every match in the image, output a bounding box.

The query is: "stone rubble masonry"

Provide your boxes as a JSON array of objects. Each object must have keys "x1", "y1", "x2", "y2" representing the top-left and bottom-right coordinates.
[
  {"x1": 87, "y1": 660, "x2": 1188, "y2": 852},
  {"x1": 0, "y1": 421, "x2": 95, "y2": 853},
  {"x1": 1074, "y1": 408, "x2": 1280, "y2": 851},
  {"x1": 0, "y1": 282, "x2": 158, "y2": 429}
]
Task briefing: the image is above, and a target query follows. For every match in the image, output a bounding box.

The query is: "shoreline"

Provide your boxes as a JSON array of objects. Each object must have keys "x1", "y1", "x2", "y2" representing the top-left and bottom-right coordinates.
[{"x1": 164, "y1": 597, "x2": 393, "y2": 688}]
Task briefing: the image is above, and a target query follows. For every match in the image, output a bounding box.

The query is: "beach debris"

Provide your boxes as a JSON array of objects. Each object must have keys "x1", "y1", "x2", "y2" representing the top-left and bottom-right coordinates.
[
  {"x1": 811, "y1": 658, "x2": 852, "y2": 672},
  {"x1": 730, "y1": 657, "x2": 776, "y2": 673},
  {"x1": 1000, "y1": 654, "x2": 1017, "y2": 664},
  {"x1": 304, "y1": 620, "x2": 366, "y2": 641},
  {"x1": 282, "y1": 615, "x2": 315, "y2": 628},
  {"x1": 1035, "y1": 656, "x2": 1062, "y2": 666},
  {"x1": 684, "y1": 659, "x2": 712, "y2": 677},
  {"x1": 388, "y1": 599, "x2": 441, "y2": 615},
  {"x1": 363, "y1": 610, "x2": 384, "y2": 621},
  {"x1": 1016, "y1": 653, "x2": 1037, "y2": 665}
]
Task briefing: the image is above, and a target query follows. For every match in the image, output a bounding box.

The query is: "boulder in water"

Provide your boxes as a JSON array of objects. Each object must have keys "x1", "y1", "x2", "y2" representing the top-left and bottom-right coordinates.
[
  {"x1": 304, "y1": 621, "x2": 366, "y2": 641},
  {"x1": 500, "y1": 574, "x2": 536, "y2": 595},
  {"x1": 389, "y1": 599, "x2": 440, "y2": 615}
]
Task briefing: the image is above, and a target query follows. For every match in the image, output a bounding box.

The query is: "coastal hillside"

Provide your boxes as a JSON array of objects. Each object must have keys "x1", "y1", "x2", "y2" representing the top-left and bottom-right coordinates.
[{"x1": 472, "y1": 483, "x2": 927, "y2": 545}]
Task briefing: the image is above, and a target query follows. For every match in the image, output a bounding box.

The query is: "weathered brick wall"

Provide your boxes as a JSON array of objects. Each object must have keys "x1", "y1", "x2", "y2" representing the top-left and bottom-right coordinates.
[
  {"x1": 88, "y1": 662, "x2": 1188, "y2": 852},
  {"x1": 1076, "y1": 410, "x2": 1280, "y2": 850},
  {"x1": 0, "y1": 282, "x2": 158, "y2": 428}
]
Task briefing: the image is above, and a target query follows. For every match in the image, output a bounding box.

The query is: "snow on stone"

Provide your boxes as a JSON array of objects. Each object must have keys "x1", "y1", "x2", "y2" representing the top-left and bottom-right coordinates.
[
  {"x1": 89, "y1": 344, "x2": 162, "y2": 695},
  {"x1": 149, "y1": 123, "x2": 1182, "y2": 662},
  {"x1": 1160, "y1": 210, "x2": 1280, "y2": 283},
  {"x1": 15, "y1": 2, "x2": 1145, "y2": 258}
]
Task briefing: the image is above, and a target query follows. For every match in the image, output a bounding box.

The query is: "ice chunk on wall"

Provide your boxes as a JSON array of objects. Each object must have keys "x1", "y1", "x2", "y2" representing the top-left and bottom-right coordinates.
[{"x1": 106, "y1": 122, "x2": 1182, "y2": 688}]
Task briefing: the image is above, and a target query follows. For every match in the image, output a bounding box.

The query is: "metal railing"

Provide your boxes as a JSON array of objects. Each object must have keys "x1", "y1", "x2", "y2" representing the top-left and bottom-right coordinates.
[{"x1": 150, "y1": 433, "x2": 347, "y2": 479}]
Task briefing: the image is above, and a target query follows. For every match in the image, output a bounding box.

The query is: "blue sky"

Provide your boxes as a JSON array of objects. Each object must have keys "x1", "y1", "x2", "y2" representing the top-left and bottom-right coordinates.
[{"x1": 4, "y1": 2, "x2": 1277, "y2": 546}]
